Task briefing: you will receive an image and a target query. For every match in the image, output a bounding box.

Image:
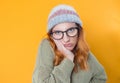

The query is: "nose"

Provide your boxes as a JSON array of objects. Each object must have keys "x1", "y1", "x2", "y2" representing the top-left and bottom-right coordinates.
[{"x1": 62, "y1": 33, "x2": 70, "y2": 42}]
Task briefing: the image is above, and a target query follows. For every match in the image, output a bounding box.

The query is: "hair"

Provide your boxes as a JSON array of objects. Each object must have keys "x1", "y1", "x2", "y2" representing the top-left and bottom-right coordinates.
[{"x1": 47, "y1": 23, "x2": 90, "y2": 72}]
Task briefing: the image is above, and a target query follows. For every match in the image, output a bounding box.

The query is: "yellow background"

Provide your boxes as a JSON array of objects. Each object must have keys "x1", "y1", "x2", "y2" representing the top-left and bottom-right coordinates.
[{"x1": 0, "y1": 0, "x2": 120, "y2": 83}]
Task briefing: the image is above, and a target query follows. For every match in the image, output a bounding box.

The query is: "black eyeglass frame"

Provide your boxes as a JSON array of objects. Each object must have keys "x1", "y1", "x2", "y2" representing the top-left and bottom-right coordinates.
[{"x1": 50, "y1": 27, "x2": 80, "y2": 40}]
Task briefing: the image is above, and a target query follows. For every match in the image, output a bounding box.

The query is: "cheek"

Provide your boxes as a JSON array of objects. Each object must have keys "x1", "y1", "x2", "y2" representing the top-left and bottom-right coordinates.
[
  {"x1": 71, "y1": 36, "x2": 78, "y2": 44},
  {"x1": 59, "y1": 40, "x2": 64, "y2": 45}
]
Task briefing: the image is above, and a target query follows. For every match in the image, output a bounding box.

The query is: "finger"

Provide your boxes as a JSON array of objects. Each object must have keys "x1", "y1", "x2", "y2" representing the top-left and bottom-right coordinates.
[
  {"x1": 53, "y1": 39, "x2": 64, "y2": 51},
  {"x1": 53, "y1": 39, "x2": 60, "y2": 47},
  {"x1": 53, "y1": 40, "x2": 61, "y2": 49}
]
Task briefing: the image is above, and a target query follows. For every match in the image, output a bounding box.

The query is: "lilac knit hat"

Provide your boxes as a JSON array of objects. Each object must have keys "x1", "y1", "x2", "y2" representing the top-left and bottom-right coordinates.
[{"x1": 47, "y1": 4, "x2": 82, "y2": 32}]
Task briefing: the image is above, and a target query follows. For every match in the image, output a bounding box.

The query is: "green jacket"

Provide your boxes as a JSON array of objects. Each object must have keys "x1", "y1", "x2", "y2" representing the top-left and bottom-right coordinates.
[{"x1": 32, "y1": 39, "x2": 107, "y2": 83}]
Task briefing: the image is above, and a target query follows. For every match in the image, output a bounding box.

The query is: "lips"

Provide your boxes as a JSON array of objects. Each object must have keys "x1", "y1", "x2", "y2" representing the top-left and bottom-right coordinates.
[{"x1": 64, "y1": 43, "x2": 73, "y2": 47}]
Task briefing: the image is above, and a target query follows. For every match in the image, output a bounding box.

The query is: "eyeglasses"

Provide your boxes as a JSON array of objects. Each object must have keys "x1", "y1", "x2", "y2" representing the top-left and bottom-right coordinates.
[{"x1": 50, "y1": 27, "x2": 79, "y2": 40}]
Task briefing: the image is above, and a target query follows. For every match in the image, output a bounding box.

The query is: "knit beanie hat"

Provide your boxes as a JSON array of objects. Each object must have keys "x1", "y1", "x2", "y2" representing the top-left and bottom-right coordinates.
[{"x1": 47, "y1": 4, "x2": 82, "y2": 32}]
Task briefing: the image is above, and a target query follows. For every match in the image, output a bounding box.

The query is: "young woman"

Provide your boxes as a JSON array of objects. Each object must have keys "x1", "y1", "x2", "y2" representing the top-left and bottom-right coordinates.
[{"x1": 32, "y1": 4, "x2": 107, "y2": 83}]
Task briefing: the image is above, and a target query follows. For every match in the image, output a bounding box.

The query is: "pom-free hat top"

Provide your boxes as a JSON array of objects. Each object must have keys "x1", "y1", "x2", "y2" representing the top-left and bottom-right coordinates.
[{"x1": 47, "y1": 4, "x2": 82, "y2": 32}]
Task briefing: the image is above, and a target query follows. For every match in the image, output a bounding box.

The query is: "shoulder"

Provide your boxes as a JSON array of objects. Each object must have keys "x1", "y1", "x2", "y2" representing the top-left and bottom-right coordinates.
[
  {"x1": 87, "y1": 52, "x2": 107, "y2": 81},
  {"x1": 39, "y1": 38, "x2": 51, "y2": 46},
  {"x1": 87, "y1": 51, "x2": 104, "y2": 72},
  {"x1": 38, "y1": 38, "x2": 55, "y2": 55},
  {"x1": 38, "y1": 38, "x2": 52, "y2": 49}
]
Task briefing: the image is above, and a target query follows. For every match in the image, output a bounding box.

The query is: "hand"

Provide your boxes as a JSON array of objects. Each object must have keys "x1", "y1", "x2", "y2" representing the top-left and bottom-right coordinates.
[{"x1": 53, "y1": 39, "x2": 74, "y2": 62}]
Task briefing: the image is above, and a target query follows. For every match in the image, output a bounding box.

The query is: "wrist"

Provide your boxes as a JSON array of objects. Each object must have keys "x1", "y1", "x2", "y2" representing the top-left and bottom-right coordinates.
[{"x1": 65, "y1": 55, "x2": 74, "y2": 62}]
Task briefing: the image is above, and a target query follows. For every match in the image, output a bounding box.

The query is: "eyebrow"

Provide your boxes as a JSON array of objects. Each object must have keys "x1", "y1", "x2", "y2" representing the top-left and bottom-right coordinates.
[{"x1": 52, "y1": 26, "x2": 78, "y2": 32}]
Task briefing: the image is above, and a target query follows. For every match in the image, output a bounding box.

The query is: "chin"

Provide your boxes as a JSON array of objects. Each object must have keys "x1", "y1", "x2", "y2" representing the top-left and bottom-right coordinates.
[{"x1": 66, "y1": 47, "x2": 74, "y2": 51}]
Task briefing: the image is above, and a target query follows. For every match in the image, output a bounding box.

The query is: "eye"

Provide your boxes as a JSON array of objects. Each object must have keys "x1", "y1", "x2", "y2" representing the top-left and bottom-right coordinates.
[
  {"x1": 67, "y1": 28, "x2": 75, "y2": 33},
  {"x1": 54, "y1": 31, "x2": 62, "y2": 35}
]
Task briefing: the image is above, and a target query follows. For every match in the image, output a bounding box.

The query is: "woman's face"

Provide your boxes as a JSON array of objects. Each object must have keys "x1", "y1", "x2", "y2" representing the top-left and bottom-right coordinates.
[{"x1": 51, "y1": 22, "x2": 79, "y2": 51}]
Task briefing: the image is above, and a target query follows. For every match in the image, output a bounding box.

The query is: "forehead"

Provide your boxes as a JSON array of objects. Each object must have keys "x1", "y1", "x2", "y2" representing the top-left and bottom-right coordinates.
[{"x1": 52, "y1": 22, "x2": 77, "y2": 31}]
